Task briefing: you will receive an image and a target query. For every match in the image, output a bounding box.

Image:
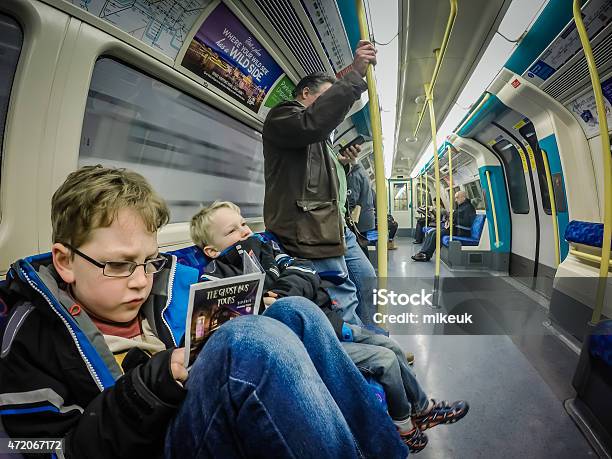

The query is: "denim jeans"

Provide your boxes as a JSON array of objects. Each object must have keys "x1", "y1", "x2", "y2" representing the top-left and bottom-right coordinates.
[
  {"x1": 311, "y1": 228, "x2": 377, "y2": 326},
  {"x1": 343, "y1": 227, "x2": 377, "y2": 327},
  {"x1": 342, "y1": 325, "x2": 429, "y2": 421},
  {"x1": 165, "y1": 297, "x2": 407, "y2": 459}
]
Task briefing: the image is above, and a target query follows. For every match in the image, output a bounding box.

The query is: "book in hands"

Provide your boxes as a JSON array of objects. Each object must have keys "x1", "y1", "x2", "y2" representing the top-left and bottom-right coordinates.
[{"x1": 184, "y1": 252, "x2": 265, "y2": 367}]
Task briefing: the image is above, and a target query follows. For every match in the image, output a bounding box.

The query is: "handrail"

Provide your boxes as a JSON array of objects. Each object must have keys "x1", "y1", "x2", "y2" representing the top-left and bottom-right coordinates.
[
  {"x1": 485, "y1": 170, "x2": 500, "y2": 247},
  {"x1": 425, "y1": 173, "x2": 429, "y2": 228},
  {"x1": 570, "y1": 248, "x2": 612, "y2": 269},
  {"x1": 574, "y1": 0, "x2": 611, "y2": 324},
  {"x1": 413, "y1": 0, "x2": 458, "y2": 136},
  {"x1": 455, "y1": 93, "x2": 491, "y2": 135},
  {"x1": 448, "y1": 145, "x2": 453, "y2": 241},
  {"x1": 356, "y1": 0, "x2": 388, "y2": 280},
  {"x1": 541, "y1": 149, "x2": 561, "y2": 266},
  {"x1": 425, "y1": 83, "x2": 442, "y2": 277}
]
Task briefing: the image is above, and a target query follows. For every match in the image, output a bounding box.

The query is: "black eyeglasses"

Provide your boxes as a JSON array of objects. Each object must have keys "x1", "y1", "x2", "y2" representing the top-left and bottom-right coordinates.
[{"x1": 64, "y1": 244, "x2": 167, "y2": 278}]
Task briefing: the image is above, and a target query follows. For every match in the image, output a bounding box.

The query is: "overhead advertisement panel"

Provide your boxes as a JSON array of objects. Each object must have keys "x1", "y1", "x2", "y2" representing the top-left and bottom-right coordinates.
[
  {"x1": 522, "y1": 0, "x2": 612, "y2": 86},
  {"x1": 68, "y1": 0, "x2": 213, "y2": 59},
  {"x1": 565, "y1": 75, "x2": 612, "y2": 138},
  {"x1": 301, "y1": 0, "x2": 354, "y2": 76},
  {"x1": 181, "y1": 2, "x2": 294, "y2": 119}
]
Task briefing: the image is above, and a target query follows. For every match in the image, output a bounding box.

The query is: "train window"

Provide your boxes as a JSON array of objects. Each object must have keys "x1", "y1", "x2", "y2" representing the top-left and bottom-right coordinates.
[
  {"x1": 551, "y1": 172, "x2": 568, "y2": 213},
  {"x1": 519, "y1": 123, "x2": 552, "y2": 215},
  {"x1": 0, "y1": 14, "x2": 23, "y2": 201},
  {"x1": 392, "y1": 182, "x2": 409, "y2": 211},
  {"x1": 79, "y1": 58, "x2": 264, "y2": 222},
  {"x1": 492, "y1": 140, "x2": 530, "y2": 214},
  {"x1": 464, "y1": 180, "x2": 485, "y2": 210}
]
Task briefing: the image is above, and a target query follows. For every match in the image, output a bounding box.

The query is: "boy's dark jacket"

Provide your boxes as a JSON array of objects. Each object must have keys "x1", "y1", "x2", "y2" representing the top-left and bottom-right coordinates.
[
  {"x1": 203, "y1": 234, "x2": 345, "y2": 338},
  {"x1": 0, "y1": 253, "x2": 198, "y2": 458}
]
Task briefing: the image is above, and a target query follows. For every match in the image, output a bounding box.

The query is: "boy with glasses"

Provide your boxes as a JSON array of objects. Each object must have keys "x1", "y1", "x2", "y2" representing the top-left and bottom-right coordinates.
[{"x1": 0, "y1": 165, "x2": 407, "y2": 458}]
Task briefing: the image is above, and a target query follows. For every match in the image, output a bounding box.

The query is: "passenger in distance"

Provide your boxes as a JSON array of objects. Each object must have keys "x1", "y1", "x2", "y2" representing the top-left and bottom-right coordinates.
[
  {"x1": 413, "y1": 190, "x2": 476, "y2": 262},
  {"x1": 190, "y1": 201, "x2": 471, "y2": 453},
  {"x1": 0, "y1": 165, "x2": 407, "y2": 459},
  {"x1": 262, "y1": 40, "x2": 378, "y2": 327}
]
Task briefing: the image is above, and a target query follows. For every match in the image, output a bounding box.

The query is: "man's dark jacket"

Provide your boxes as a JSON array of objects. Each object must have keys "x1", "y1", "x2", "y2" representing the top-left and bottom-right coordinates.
[
  {"x1": 262, "y1": 71, "x2": 368, "y2": 259},
  {"x1": 453, "y1": 200, "x2": 477, "y2": 236}
]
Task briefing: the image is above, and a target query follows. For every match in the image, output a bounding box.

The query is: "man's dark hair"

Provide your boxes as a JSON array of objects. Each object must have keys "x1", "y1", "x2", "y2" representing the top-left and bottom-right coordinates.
[{"x1": 293, "y1": 72, "x2": 336, "y2": 98}]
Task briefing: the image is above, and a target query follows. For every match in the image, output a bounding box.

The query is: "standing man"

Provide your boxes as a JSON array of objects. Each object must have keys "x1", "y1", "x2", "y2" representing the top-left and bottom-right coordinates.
[
  {"x1": 347, "y1": 158, "x2": 376, "y2": 257},
  {"x1": 412, "y1": 190, "x2": 476, "y2": 262},
  {"x1": 262, "y1": 40, "x2": 377, "y2": 325}
]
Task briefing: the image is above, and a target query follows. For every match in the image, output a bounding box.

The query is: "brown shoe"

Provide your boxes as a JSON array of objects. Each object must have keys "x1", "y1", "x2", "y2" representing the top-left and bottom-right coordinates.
[
  {"x1": 406, "y1": 352, "x2": 415, "y2": 365},
  {"x1": 388, "y1": 240, "x2": 397, "y2": 250}
]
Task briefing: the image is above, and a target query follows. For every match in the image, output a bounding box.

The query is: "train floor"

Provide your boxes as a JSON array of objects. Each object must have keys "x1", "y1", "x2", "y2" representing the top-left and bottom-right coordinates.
[{"x1": 383, "y1": 237, "x2": 596, "y2": 458}]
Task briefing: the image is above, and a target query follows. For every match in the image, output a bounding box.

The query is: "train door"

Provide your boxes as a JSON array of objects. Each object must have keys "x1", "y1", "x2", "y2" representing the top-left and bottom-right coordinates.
[
  {"x1": 493, "y1": 114, "x2": 558, "y2": 296},
  {"x1": 517, "y1": 120, "x2": 560, "y2": 296},
  {"x1": 475, "y1": 124, "x2": 537, "y2": 283}
]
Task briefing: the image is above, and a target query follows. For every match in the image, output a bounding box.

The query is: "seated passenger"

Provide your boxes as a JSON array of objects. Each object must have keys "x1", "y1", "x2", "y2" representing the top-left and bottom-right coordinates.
[
  {"x1": 191, "y1": 201, "x2": 470, "y2": 453},
  {"x1": 0, "y1": 166, "x2": 408, "y2": 459},
  {"x1": 413, "y1": 191, "x2": 476, "y2": 262},
  {"x1": 387, "y1": 213, "x2": 400, "y2": 250}
]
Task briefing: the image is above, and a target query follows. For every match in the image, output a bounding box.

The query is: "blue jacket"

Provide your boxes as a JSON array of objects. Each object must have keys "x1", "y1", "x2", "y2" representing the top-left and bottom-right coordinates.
[{"x1": 0, "y1": 253, "x2": 198, "y2": 458}]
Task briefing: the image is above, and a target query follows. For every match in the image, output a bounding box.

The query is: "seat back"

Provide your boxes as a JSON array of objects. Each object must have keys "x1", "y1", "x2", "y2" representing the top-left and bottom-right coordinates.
[
  {"x1": 565, "y1": 220, "x2": 608, "y2": 249},
  {"x1": 470, "y1": 214, "x2": 486, "y2": 241}
]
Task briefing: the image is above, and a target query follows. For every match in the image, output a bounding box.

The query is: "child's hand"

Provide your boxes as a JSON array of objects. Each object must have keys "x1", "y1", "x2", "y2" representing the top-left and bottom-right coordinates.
[
  {"x1": 263, "y1": 291, "x2": 279, "y2": 307},
  {"x1": 171, "y1": 348, "x2": 188, "y2": 383}
]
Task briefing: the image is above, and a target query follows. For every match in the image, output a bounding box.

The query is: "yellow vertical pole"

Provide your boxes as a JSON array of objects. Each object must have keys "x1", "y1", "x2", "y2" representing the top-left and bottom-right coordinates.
[
  {"x1": 425, "y1": 172, "x2": 429, "y2": 228},
  {"x1": 486, "y1": 171, "x2": 500, "y2": 247},
  {"x1": 574, "y1": 0, "x2": 611, "y2": 323},
  {"x1": 541, "y1": 150, "x2": 561, "y2": 266},
  {"x1": 448, "y1": 145, "x2": 453, "y2": 241},
  {"x1": 425, "y1": 83, "x2": 442, "y2": 277},
  {"x1": 355, "y1": 0, "x2": 388, "y2": 279}
]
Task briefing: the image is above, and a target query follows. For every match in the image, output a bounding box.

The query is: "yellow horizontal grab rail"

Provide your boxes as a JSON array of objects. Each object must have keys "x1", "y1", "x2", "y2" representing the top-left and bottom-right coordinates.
[
  {"x1": 356, "y1": 0, "x2": 388, "y2": 280},
  {"x1": 570, "y1": 248, "x2": 612, "y2": 269},
  {"x1": 455, "y1": 93, "x2": 491, "y2": 135},
  {"x1": 574, "y1": 0, "x2": 612, "y2": 324},
  {"x1": 485, "y1": 171, "x2": 500, "y2": 247},
  {"x1": 541, "y1": 149, "x2": 561, "y2": 266},
  {"x1": 413, "y1": 0, "x2": 458, "y2": 136}
]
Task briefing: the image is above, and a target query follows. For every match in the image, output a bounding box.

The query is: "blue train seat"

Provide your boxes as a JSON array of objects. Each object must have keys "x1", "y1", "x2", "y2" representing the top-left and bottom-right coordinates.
[
  {"x1": 442, "y1": 214, "x2": 486, "y2": 247},
  {"x1": 565, "y1": 220, "x2": 610, "y2": 249},
  {"x1": 590, "y1": 320, "x2": 612, "y2": 368}
]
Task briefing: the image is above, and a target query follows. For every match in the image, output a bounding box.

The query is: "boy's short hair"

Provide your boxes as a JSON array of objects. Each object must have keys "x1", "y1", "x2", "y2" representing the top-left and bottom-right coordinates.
[
  {"x1": 52, "y1": 165, "x2": 170, "y2": 248},
  {"x1": 190, "y1": 201, "x2": 240, "y2": 248}
]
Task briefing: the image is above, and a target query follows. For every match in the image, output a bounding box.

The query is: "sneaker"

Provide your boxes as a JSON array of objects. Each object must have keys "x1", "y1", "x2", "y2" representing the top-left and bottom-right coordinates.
[
  {"x1": 413, "y1": 399, "x2": 469, "y2": 431},
  {"x1": 388, "y1": 240, "x2": 398, "y2": 250},
  {"x1": 398, "y1": 427, "x2": 428, "y2": 453}
]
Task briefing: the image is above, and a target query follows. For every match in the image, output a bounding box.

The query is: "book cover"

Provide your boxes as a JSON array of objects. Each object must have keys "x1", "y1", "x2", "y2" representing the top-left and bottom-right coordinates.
[{"x1": 184, "y1": 253, "x2": 265, "y2": 367}]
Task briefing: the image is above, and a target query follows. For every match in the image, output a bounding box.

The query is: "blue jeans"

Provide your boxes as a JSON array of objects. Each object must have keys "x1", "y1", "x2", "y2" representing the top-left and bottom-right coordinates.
[
  {"x1": 165, "y1": 297, "x2": 407, "y2": 459},
  {"x1": 311, "y1": 228, "x2": 377, "y2": 326},
  {"x1": 343, "y1": 325, "x2": 429, "y2": 421},
  {"x1": 344, "y1": 228, "x2": 377, "y2": 327}
]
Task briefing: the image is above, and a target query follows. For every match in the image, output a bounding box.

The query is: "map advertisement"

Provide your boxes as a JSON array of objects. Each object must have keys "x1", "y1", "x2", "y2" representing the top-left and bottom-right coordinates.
[
  {"x1": 68, "y1": 0, "x2": 212, "y2": 59},
  {"x1": 301, "y1": 0, "x2": 353, "y2": 75},
  {"x1": 181, "y1": 2, "x2": 286, "y2": 114},
  {"x1": 523, "y1": 0, "x2": 612, "y2": 86},
  {"x1": 565, "y1": 75, "x2": 612, "y2": 138}
]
